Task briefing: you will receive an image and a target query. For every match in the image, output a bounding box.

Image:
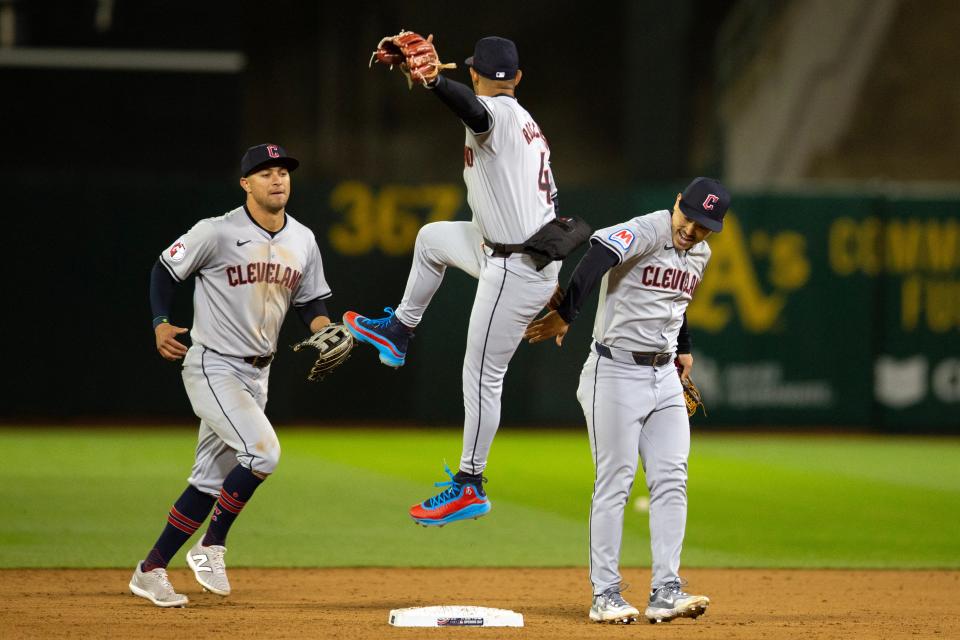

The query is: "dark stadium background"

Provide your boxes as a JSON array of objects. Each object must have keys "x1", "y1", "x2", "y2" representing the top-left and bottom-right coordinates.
[{"x1": 4, "y1": 0, "x2": 958, "y2": 431}]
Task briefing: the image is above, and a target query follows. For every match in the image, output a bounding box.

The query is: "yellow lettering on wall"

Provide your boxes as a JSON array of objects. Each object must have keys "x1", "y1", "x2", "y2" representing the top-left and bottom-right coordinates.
[
  {"x1": 687, "y1": 214, "x2": 785, "y2": 333},
  {"x1": 860, "y1": 218, "x2": 882, "y2": 275},
  {"x1": 329, "y1": 182, "x2": 376, "y2": 255},
  {"x1": 829, "y1": 218, "x2": 859, "y2": 275},
  {"x1": 377, "y1": 186, "x2": 427, "y2": 256},
  {"x1": 424, "y1": 185, "x2": 463, "y2": 223},
  {"x1": 329, "y1": 182, "x2": 463, "y2": 256},
  {"x1": 768, "y1": 231, "x2": 810, "y2": 289},
  {"x1": 885, "y1": 220, "x2": 922, "y2": 274},
  {"x1": 925, "y1": 279, "x2": 960, "y2": 333},
  {"x1": 832, "y1": 216, "x2": 959, "y2": 275},
  {"x1": 901, "y1": 276, "x2": 921, "y2": 331},
  {"x1": 924, "y1": 219, "x2": 960, "y2": 272}
]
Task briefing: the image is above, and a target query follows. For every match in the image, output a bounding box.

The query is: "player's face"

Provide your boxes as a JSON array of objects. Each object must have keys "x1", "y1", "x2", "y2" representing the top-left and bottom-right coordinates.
[
  {"x1": 241, "y1": 166, "x2": 291, "y2": 213},
  {"x1": 671, "y1": 198, "x2": 712, "y2": 250}
]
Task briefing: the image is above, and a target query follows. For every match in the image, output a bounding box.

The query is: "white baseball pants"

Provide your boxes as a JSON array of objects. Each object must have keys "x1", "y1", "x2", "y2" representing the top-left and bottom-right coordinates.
[
  {"x1": 396, "y1": 220, "x2": 559, "y2": 474},
  {"x1": 181, "y1": 346, "x2": 280, "y2": 495},
  {"x1": 577, "y1": 348, "x2": 690, "y2": 593}
]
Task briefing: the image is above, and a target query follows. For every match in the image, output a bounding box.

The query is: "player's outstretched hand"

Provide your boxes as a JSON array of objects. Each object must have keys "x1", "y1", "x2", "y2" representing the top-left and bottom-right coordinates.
[
  {"x1": 155, "y1": 323, "x2": 189, "y2": 361},
  {"x1": 525, "y1": 310, "x2": 569, "y2": 347}
]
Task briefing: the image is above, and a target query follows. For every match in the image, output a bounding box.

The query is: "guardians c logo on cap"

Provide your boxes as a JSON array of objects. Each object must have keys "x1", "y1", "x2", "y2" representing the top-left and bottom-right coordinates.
[
  {"x1": 678, "y1": 177, "x2": 731, "y2": 232},
  {"x1": 240, "y1": 143, "x2": 300, "y2": 177}
]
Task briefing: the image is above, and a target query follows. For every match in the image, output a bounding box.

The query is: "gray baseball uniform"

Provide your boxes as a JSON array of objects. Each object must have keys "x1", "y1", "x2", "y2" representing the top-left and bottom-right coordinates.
[
  {"x1": 576, "y1": 210, "x2": 710, "y2": 593},
  {"x1": 395, "y1": 94, "x2": 560, "y2": 474},
  {"x1": 159, "y1": 206, "x2": 330, "y2": 491}
]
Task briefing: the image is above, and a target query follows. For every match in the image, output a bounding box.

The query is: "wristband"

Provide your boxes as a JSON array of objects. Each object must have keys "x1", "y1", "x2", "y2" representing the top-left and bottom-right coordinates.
[{"x1": 152, "y1": 316, "x2": 170, "y2": 329}]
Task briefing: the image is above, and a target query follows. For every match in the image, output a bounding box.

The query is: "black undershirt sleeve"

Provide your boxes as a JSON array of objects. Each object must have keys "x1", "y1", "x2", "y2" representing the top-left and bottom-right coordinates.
[
  {"x1": 150, "y1": 260, "x2": 178, "y2": 328},
  {"x1": 676, "y1": 313, "x2": 692, "y2": 354},
  {"x1": 555, "y1": 242, "x2": 620, "y2": 324},
  {"x1": 294, "y1": 298, "x2": 330, "y2": 329},
  {"x1": 427, "y1": 75, "x2": 490, "y2": 133}
]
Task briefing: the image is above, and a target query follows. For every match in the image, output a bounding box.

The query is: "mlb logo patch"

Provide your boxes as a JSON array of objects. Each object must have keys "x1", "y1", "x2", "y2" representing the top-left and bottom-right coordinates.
[
  {"x1": 168, "y1": 240, "x2": 187, "y2": 263},
  {"x1": 496, "y1": 71, "x2": 505, "y2": 78},
  {"x1": 608, "y1": 228, "x2": 635, "y2": 251}
]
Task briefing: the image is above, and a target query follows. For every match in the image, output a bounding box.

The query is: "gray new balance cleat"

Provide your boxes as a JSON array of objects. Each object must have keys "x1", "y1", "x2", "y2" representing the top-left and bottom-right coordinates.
[
  {"x1": 645, "y1": 580, "x2": 710, "y2": 623},
  {"x1": 186, "y1": 541, "x2": 231, "y2": 596},
  {"x1": 129, "y1": 563, "x2": 189, "y2": 607},
  {"x1": 589, "y1": 587, "x2": 640, "y2": 624}
]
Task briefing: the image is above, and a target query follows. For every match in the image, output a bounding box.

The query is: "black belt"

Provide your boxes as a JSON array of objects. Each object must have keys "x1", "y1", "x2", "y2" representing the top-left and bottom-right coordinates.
[
  {"x1": 244, "y1": 354, "x2": 274, "y2": 368},
  {"x1": 594, "y1": 342, "x2": 673, "y2": 367},
  {"x1": 484, "y1": 238, "x2": 525, "y2": 258},
  {"x1": 205, "y1": 347, "x2": 274, "y2": 368}
]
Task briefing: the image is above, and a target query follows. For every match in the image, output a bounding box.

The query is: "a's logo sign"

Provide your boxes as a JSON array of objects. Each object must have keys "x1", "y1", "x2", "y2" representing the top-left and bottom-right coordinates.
[
  {"x1": 169, "y1": 240, "x2": 186, "y2": 263},
  {"x1": 608, "y1": 228, "x2": 635, "y2": 251},
  {"x1": 191, "y1": 554, "x2": 213, "y2": 573},
  {"x1": 266, "y1": 144, "x2": 280, "y2": 158},
  {"x1": 703, "y1": 194, "x2": 719, "y2": 210}
]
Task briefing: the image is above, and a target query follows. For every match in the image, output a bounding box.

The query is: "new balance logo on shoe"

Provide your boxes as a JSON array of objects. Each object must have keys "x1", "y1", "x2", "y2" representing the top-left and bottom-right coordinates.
[
  {"x1": 191, "y1": 554, "x2": 212, "y2": 572},
  {"x1": 187, "y1": 542, "x2": 231, "y2": 596}
]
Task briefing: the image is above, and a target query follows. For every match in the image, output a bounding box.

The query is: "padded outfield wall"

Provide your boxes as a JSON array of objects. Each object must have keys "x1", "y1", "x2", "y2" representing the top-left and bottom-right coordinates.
[{"x1": 10, "y1": 176, "x2": 958, "y2": 430}]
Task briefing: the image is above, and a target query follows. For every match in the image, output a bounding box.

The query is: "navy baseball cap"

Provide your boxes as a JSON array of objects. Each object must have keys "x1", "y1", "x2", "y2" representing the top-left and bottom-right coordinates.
[
  {"x1": 465, "y1": 36, "x2": 519, "y2": 80},
  {"x1": 678, "y1": 177, "x2": 730, "y2": 232},
  {"x1": 240, "y1": 143, "x2": 299, "y2": 177}
]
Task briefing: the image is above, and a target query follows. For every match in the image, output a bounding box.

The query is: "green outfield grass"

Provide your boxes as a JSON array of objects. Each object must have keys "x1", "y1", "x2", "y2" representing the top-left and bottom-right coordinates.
[{"x1": 1, "y1": 427, "x2": 957, "y2": 569}]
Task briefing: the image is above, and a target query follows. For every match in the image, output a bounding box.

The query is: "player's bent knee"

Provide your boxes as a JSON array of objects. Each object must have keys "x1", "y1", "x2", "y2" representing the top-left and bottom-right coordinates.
[
  {"x1": 255, "y1": 447, "x2": 281, "y2": 475},
  {"x1": 415, "y1": 221, "x2": 455, "y2": 249},
  {"x1": 246, "y1": 439, "x2": 281, "y2": 475}
]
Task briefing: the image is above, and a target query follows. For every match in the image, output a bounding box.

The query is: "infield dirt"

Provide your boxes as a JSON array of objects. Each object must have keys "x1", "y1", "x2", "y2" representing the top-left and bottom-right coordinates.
[{"x1": 1, "y1": 568, "x2": 957, "y2": 639}]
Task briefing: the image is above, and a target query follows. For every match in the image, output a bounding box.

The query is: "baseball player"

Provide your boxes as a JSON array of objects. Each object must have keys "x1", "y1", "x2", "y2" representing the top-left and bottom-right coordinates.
[
  {"x1": 525, "y1": 178, "x2": 730, "y2": 624},
  {"x1": 344, "y1": 36, "x2": 560, "y2": 526},
  {"x1": 129, "y1": 144, "x2": 334, "y2": 607}
]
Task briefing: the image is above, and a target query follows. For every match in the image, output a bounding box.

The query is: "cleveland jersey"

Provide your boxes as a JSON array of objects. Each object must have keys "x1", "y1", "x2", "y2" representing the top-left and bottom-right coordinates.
[
  {"x1": 463, "y1": 95, "x2": 556, "y2": 244},
  {"x1": 591, "y1": 210, "x2": 711, "y2": 353},
  {"x1": 159, "y1": 206, "x2": 331, "y2": 356}
]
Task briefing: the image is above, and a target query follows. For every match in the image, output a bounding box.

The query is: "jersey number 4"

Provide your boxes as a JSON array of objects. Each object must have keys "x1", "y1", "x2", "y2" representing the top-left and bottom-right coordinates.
[{"x1": 538, "y1": 152, "x2": 553, "y2": 206}]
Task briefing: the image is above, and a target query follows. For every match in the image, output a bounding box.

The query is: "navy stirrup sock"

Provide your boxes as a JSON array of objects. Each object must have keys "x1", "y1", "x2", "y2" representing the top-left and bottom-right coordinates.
[
  {"x1": 202, "y1": 465, "x2": 265, "y2": 547},
  {"x1": 142, "y1": 485, "x2": 216, "y2": 572}
]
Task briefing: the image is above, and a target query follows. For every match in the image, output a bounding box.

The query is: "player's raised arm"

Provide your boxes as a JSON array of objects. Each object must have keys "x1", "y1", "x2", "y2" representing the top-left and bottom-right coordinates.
[{"x1": 427, "y1": 75, "x2": 490, "y2": 133}]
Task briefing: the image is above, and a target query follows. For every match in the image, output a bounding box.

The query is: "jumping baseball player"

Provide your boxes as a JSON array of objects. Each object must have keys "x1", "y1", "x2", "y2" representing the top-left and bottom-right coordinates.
[
  {"x1": 345, "y1": 35, "x2": 560, "y2": 526},
  {"x1": 129, "y1": 144, "x2": 334, "y2": 607},
  {"x1": 525, "y1": 177, "x2": 730, "y2": 624}
]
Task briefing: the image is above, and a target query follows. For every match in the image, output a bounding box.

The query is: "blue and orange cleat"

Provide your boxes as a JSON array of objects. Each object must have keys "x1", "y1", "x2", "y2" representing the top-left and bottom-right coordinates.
[
  {"x1": 342, "y1": 307, "x2": 413, "y2": 368},
  {"x1": 410, "y1": 464, "x2": 491, "y2": 527}
]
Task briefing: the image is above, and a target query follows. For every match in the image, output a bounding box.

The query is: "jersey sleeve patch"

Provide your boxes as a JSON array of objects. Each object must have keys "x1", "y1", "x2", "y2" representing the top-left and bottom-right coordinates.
[
  {"x1": 607, "y1": 228, "x2": 635, "y2": 251},
  {"x1": 167, "y1": 239, "x2": 187, "y2": 263}
]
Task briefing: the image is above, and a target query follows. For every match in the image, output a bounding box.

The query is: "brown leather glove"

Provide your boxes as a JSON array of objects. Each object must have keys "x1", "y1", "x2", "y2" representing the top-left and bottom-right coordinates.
[{"x1": 369, "y1": 30, "x2": 456, "y2": 88}]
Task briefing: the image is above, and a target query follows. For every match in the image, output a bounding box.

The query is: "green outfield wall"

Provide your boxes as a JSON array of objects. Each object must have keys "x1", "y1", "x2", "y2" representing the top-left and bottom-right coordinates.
[{"x1": 12, "y1": 176, "x2": 958, "y2": 430}]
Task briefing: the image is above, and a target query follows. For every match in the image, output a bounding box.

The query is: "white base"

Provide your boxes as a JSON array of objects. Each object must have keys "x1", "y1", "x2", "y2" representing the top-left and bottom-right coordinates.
[{"x1": 388, "y1": 606, "x2": 524, "y2": 627}]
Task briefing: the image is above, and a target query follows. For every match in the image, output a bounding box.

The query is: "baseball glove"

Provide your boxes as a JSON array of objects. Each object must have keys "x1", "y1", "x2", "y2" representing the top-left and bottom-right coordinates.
[
  {"x1": 369, "y1": 30, "x2": 456, "y2": 88},
  {"x1": 291, "y1": 323, "x2": 354, "y2": 382},
  {"x1": 680, "y1": 376, "x2": 706, "y2": 418}
]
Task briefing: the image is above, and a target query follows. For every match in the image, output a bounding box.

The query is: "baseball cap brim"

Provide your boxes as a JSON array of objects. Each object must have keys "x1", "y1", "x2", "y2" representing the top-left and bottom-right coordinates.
[
  {"x1": 243, "y1": 157, "x2": 299, "y2": 177},
  {"x1": 678, "y1": 200, "x2": 723, "y2": 232}
]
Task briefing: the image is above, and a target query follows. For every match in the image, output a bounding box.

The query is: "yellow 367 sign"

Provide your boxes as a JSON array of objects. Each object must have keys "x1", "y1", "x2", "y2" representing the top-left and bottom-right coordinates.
[{"x1": 328, "y1": 182, "x2": 463, "y2": 256}]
